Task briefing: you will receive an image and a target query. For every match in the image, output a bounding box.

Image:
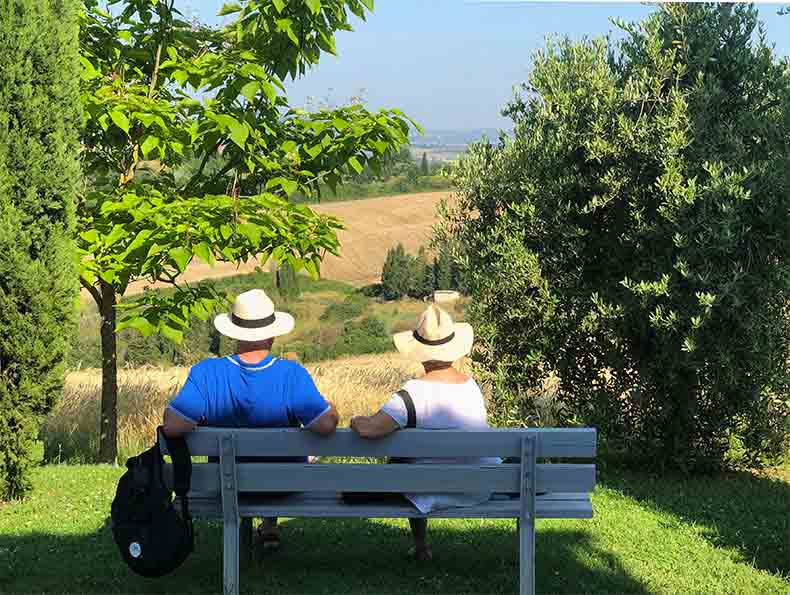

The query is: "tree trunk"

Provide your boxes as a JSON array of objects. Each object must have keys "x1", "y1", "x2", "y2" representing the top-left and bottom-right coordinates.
[{"x1": 98, "y1": 280, "x2": 118, "y2": 464}]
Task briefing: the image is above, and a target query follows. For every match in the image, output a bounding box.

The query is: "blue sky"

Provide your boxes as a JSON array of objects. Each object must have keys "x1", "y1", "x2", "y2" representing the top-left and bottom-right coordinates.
[{"x1": 183, "y1": 1, "x2": 790, "y2": 130}]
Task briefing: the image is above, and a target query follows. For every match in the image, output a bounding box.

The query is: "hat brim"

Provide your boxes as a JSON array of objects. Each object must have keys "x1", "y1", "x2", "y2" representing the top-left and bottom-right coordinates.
[
  {"x1": 392, "y1": 323, "x2": 473, "y2": 363},
  {"x1": 213, "y1": 312, "x2": 295, "y2": 342}
]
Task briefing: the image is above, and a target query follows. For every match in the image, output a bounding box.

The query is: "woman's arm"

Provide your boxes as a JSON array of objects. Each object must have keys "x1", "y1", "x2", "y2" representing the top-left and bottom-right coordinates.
[{"x1": 350, "y1": 411, "x2": 399, "y2": 440}]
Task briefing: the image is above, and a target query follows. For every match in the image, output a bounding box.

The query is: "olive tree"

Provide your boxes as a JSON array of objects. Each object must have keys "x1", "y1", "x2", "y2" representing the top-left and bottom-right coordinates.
[{"x1": 442, "y1": 4, "x2": 790, "y2": 470}]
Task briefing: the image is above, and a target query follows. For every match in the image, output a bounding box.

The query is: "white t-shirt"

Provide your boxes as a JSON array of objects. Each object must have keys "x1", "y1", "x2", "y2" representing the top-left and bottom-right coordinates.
[{"x1": 380, "y1": 377, "x2": 500, "y2": 514}]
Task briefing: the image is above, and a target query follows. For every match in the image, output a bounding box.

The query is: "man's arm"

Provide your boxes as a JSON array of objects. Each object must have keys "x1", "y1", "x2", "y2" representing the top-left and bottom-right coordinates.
[
  {"x1": 350, "y1": 411, "x2": 399, "y2": 440},
  {"x1": 162, "y1": 407, "x2": 197, "y2": 438},
  {"x1": 305, "y1": 402, "x2": 339, "y2": 436}
]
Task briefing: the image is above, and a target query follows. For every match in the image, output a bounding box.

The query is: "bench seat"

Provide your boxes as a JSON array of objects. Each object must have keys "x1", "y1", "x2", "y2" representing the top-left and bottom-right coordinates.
[{"x1": 180, "y1": 491, "x2": 593, "y2": 520}]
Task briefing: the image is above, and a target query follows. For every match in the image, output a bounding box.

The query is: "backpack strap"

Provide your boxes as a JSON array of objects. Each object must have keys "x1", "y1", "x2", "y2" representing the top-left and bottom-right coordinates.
[
  {"x1": 395, "y1": 389, "x2": 416, "y2": 429},
  {"x1": 158, "y1": 427, "x2": 193, "y2": 520}
]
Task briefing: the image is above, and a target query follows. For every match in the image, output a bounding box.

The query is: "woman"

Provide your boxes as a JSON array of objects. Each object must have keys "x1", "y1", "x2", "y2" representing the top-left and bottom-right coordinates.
[{"x1": 350, "y1": 304, "x2": 498, "y2": 561}]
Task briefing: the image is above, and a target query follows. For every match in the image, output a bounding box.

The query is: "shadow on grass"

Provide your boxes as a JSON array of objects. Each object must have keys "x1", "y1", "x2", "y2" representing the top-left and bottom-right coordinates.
[
  {"x1": 0, "y1": 517, "x2": 649, "y2": 594},
  {"x1": 599, "y1": 465, "x2": 790, "y2": 578}
]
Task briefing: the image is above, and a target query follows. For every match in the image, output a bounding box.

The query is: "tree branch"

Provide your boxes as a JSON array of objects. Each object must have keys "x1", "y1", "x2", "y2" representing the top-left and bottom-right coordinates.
[
  {"x1": 80, "y1": 277, "x2": 103, "y2": 310},
  {"x1": 182, "y1": 140, "x2": 222, "y2": 194},
  {"x1": 148, "y1": 43, "x2": 163, "y2": 99}
]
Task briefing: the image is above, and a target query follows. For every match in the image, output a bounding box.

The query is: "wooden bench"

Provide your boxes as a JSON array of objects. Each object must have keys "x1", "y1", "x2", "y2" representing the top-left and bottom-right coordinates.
[{"x1": 161, "y1": 427, "x2": 597, "y2": 595}]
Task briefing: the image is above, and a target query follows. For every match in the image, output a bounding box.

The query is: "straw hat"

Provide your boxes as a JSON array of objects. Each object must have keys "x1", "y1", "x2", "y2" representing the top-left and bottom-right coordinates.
[
  {"x1": 213, "y1": 289, "x2": 295, "y2": 342},
  {"x1": 393, "y1": 304, "x2": 473, "y2": 363}
]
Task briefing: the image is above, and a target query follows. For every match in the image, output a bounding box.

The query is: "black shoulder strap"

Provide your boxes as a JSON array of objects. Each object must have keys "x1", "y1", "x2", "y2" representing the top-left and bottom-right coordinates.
[
  {"x1": 158, "y1": 427, "x2": 192, "y2": 519},
  {"x1": 396, "y1": 389, "x2": 416, "y2": 429}
]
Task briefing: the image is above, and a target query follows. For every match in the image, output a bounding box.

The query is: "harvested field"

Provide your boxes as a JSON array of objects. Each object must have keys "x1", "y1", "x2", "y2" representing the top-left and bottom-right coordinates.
[{"x1": 97, "y1": 191, "x2": 452, "y2": 299}]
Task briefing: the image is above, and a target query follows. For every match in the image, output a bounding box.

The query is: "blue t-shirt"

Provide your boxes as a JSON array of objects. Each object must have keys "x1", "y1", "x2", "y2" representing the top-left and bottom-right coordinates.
[{"x1": 168, "y1": 354, "x2": 330, "y2": 429}]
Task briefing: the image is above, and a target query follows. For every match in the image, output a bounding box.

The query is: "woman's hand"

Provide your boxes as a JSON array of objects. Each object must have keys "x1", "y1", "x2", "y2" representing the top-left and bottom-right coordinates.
[{"x1": 350, "y1": 412, "x2": 399, "y2": 439}]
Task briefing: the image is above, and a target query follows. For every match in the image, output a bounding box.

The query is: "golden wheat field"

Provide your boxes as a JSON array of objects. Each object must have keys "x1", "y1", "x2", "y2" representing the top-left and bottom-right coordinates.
[
  {"x1": 107, "y1": 191, "x2": 452, "y2": 299},
  {"x1": 43, "y1": 355, "x2": 473, "y2": 463}
]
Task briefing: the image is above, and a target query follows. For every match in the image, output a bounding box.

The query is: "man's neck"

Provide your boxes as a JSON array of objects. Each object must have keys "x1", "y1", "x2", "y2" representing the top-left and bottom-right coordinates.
[{"x1": 238, "y1": 349, "x2": 271, "y2": 364}]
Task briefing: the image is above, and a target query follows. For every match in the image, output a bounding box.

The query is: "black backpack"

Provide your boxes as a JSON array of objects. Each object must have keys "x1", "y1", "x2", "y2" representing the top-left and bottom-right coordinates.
[{"x1": 110, "y1": 427, "x2": 194, "y2": 578}]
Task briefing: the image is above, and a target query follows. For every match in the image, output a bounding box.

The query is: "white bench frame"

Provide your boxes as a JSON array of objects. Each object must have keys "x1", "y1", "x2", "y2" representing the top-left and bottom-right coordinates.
[{"x1": 162, "y1": 427, "x2": 596, "y2": 595}]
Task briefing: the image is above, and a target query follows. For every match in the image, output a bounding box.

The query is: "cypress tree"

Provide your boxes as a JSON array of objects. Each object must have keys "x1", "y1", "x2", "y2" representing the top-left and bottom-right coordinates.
[
  {"x1": 276, "y1": 260, "x2": 301, "y2": 302},
  {"x1": 381, "y1": 243, "x2": 411, "y2": 300},
  {"x1": 420, "y1": 152, "x2": 430, "y2": 176},
  {"x1": 435, "y1": 246, "x2": 454, "y2": 290},
  {"x1": 0, "y1": 0, "x2": 80, "y2": 499},
  {"x1": 414, "y1": 246, "x2": 434, "y2": 299}
]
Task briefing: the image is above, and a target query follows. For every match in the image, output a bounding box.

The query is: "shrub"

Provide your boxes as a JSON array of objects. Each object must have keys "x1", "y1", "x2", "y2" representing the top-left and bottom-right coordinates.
[
  {"x1": 381, "y1": 243, "x2": 413, "y2": 300},
  {"x1": 444, "y1": 4, "x2": 790, "y2": 471},
  {"x1": 320, "y1": 293, "x2": 368, "y2": 321},
  {"x1": 0, "y1": 0, "x2": 80, "y2": 499},
  {"x1": 336, "y1": 316, "x2": 391, "y2": 357}
]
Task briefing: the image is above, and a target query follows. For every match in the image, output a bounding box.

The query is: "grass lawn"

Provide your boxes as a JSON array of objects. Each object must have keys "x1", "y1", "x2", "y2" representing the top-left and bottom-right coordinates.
[{"x1": 1, "y1": 464, "x2": 787, "y2": 594}]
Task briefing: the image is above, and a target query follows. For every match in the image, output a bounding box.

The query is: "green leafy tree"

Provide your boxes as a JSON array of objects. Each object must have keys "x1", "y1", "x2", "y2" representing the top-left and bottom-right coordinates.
[
  {"x1": 275, "y1": 260, "x2": 300, "y2": 302},
  {"x1": 415, "y1": 246, "x2": 435, "y2": 298},
  {"x1": 420, "y1": 152, "x2": 430, "y2": 176},
  {"x1": 434, "y1": 246, "x2": 453, "y2": 290},
  {"x1": 443, "y1": 4, "x2": 790, "y2": 470},
  {"x1": 79, "y1": 0, "x2": 416, "y2": 462},
  {"x1": 0, "y1": 0, "x2": 81, "y2": 499},
  {"x1": 381, "y1": 243, "x2": 412, "y2": 300}
]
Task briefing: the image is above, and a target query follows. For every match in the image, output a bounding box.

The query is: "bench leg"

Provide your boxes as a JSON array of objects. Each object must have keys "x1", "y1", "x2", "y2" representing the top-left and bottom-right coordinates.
[
  {"x1": 240, "y1": 517, "x2": 253, "y2": 567},
  {"x1": 224, "y1": 517, "x2": 240, "y2": 595},
  {"x1": 519, "y1": 516, "x2": 535, "y2": 595}
]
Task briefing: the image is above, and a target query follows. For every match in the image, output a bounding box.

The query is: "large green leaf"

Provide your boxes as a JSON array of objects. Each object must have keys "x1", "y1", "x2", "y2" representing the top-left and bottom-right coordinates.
[
  {"x1": 218, "y1": 2, "x2": 242, "y2": 16},
  {"x1": 159, "y1": 323, "x2": 184, "y2": 344},
  {"x1": 306, "y1": 0, "x2": 321, "y2": 15},
  {"x1": 140, "y1": 135, "x2": 159, "y2": 157},
  {"x1": 240, "y1": 81, "x2": 260, "y2": 102},
  {"x1": 348, "y1": 156, "x2": 364, "y2": 174},
  {"x1": 168, "y1": 246, "x2": 192, "y2": 273},
  {"x1": 238, "y1": 223, "x2": 262, "y2": 246},
  {"x1": 80, "y1": 229, "x2": 100, "y2": 244},
  {"x1": 193, "y1": 241, "x2": 214, "y2": 264},
  {"x1": 117, "y1": 315, "x2": 156, "y2": 336},
  {"x1": 109, "y1": 110, "x2": 130, "y2": 135}
]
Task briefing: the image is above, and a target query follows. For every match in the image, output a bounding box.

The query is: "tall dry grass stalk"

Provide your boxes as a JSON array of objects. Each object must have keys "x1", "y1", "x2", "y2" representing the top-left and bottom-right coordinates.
[{"x1": 43, "y1": 355, "x2": 472, "y2": 464}]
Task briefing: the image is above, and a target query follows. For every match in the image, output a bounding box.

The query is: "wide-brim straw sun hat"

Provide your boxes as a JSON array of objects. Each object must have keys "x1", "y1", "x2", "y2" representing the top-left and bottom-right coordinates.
[
  {"x1": 213, "y1": 289, "x2": 295, "y2": 342},
  {"x1": 393, "y1": 304, "x2": 473, "y2": 363}
]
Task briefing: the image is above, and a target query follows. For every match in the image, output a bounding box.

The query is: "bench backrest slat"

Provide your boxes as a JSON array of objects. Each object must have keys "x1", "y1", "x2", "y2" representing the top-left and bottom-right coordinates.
[
  {"x1": 160, "y1": 428, "x2": 596, "y2": 459},
  {"x1": 164, "y1": 462, "x2": 595, "y2": 495}
]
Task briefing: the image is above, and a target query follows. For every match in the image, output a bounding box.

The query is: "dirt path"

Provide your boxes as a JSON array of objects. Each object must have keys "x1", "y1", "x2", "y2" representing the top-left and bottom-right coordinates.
[{"x1": 86, "y1": 190, "x2": 452, "y2": 300}]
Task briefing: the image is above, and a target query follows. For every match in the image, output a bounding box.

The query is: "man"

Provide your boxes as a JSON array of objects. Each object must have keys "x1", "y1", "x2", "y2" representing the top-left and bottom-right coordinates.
[{"x1": 163, "y1": 288, "x2": 338, "y2": 550}]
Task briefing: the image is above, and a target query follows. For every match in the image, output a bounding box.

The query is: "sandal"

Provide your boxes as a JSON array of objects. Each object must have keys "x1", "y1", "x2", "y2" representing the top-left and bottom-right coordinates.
[
  {"x1": 255, "y1": 526, "x2": 282, "y2": 552},
  {"x1": 408, "y1": 544, "x2": 433, "y2": 562}
]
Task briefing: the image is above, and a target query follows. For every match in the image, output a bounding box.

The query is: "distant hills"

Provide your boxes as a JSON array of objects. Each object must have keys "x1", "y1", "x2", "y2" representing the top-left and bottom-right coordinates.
[
  {"x1": 408, "y1": 128, "x2": 512, "y2": 162},
  {"x1": 410, "y1": 128, "x2": 510, "y2": 148}
]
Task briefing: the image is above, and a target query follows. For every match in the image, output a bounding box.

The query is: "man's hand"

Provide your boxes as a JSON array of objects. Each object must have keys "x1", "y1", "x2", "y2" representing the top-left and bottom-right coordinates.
[{"x1": 350, "y1": 412, "x2": 399, "y2": 439}]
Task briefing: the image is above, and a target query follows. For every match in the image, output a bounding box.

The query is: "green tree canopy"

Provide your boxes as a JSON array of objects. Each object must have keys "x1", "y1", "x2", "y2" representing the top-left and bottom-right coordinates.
[
  {"x1": 79, "y1": 0, "x2": 417, "y2": 462},
  {"x1": 443, "y1": 3, "x2": 790, "y2": 470}
]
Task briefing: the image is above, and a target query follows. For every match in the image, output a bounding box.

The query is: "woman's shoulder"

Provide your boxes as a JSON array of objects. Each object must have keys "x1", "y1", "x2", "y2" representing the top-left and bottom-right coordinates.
[{"x1": 404, "y1": 375, "x2": 480, "y2": 393}]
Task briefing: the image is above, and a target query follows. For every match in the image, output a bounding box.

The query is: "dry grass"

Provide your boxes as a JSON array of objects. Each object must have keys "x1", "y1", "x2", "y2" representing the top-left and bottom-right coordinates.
[{"x1": 43, "y1": 355, "x2": 471, "y2": 463}]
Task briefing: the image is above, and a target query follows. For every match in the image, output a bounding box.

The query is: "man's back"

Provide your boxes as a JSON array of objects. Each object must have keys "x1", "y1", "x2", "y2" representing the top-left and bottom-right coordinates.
[{"x1": 168, "y1": 354, "x2": 331, "y2": 430}]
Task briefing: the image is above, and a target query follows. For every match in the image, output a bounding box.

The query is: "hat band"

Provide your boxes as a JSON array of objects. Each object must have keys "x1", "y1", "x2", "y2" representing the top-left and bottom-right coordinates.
[
  {"x1": 231, "y1": 312, "x2": 276, "y2": 329},
  {"x1": 413, "y1": 330, "x2": 456, "y2": 346}
]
